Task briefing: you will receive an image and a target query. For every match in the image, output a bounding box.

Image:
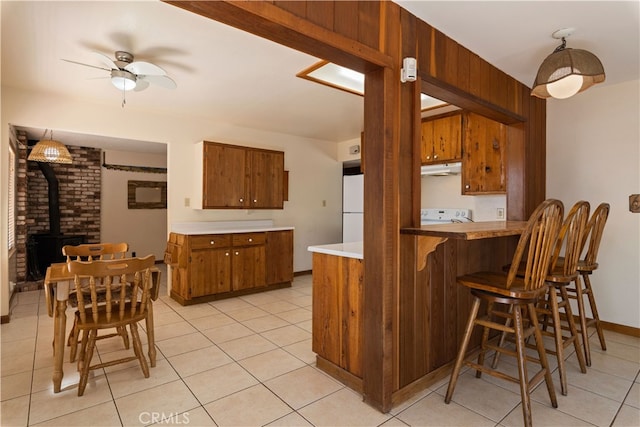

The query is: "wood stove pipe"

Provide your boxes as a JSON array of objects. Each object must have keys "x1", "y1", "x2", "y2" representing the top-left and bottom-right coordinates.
[{"x1": 36, "y1": 162, "x2": 61, "y2": 236}]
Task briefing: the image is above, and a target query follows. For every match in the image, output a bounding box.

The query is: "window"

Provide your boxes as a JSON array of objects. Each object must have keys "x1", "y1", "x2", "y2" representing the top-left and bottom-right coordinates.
[{"x1": 8, "y1": 144, "x2": 16, "y2": 250}]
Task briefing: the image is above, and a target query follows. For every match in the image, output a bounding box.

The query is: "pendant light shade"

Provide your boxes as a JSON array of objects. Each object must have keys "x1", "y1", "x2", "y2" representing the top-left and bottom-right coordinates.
[
  {"x1": 531, "y1": 29, "x2": 605, "y2": 99},
  {"x1": 27, "y1": 130, "x2": 72, "y2": 164}
]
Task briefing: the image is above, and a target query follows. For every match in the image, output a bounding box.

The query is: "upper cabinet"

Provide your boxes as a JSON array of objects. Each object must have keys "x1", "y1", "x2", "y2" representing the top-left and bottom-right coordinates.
[
  {"x1": 421, "y1": 112, "x2": 462, "y2": 165},
  {"x1": 462, "y1": 112, "x2": 507, "y2": 194},
  {"x1": 196, "y1": 141, "x2": 285, "y2": 209}
]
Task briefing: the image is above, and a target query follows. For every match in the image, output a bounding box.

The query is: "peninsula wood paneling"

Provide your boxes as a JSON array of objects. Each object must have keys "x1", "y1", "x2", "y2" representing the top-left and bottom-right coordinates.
[{"x1": 164, "y1": 0, "x2": 547, "y2": 412}]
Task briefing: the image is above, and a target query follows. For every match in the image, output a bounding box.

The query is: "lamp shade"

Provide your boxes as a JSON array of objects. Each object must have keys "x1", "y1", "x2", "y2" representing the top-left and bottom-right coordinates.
[
  {"x1": 27, "y1": 139, "x2": 73, "y2": 164},
  {"x1": 532, "y1": 47, "x2": 605, "y2": 99}
]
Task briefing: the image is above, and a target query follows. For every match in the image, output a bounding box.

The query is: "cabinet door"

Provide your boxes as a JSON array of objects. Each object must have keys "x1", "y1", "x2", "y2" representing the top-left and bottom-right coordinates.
[
  {"x1": 231, "y1": 245, "x2": 266, "y2": 290},
  {"x1": 432, "y1": 114, "x2": 462, "y2": 162},
  {"x1": 421, "y1": 113, "x2": 462, "y2": 164},
  {"x1": 203, "y1": 142, "x2": 247, "y2": 208},
  {"x1": 462, "y1": 112, "x2": 506, "y2": 194},
  {"x1": 249, "y1": 149, "x2": 284, "y2": 209},
  {"x1": 190, "y1": 248, "x2": 231, "y2": 297},
  {"x1": 265, "y1": 230, "x2": 294, "y2": 285}
]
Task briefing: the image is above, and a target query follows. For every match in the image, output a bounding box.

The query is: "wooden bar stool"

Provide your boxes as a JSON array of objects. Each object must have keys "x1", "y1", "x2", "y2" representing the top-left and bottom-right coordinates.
[
  {"x1": 565, "y1": 202, "x2": 610, "y2": 366},
  {"x1": 445, "y1": 199, "x2": 563, "y2": 427},
  {"x1": 495, "y1": 201, "x2": 589, "y2": 395}
]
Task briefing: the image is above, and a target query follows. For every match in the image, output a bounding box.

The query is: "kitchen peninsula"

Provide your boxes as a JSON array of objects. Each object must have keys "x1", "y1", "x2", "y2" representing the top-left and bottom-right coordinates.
[
  {"x1": 165, "y1": 220, "x2": 294, "y2": 305},
  {"x1": 309, "y1": 221, "x2": 528, "y2": 405}
]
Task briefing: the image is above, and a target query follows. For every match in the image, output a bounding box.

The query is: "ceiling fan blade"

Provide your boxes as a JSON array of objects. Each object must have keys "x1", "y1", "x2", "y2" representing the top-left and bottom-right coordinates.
[
  {"x1": 92, "y1": 51, "x2": 118, "y2": 70},
  {"x1": 133, "y1": 79, "x2": 150, "y2": 92},
  {"x1": 125, "y1": 61, "x2": 166, "y2": 76},
  {"x1": 61, "y1": 58, "x2": 111, "y2": 72},
  {"x1": 139, "y1": 74, "x2": 177, "y2": 90}
]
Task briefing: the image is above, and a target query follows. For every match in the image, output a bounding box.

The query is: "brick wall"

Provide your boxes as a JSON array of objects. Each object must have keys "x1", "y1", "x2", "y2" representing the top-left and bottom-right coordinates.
[{"x1": 16, "y1": 130, "x2": 102, "y2": 281}]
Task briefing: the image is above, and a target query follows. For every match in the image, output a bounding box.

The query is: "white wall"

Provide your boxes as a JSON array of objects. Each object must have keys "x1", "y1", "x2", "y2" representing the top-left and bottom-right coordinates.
[
  {"x1": 101, "y1": 150, "x2": 167, "y2": 260},
  {"x1": 547, "y1": 79, "x2": 640, "y2": 328},
  {"x1": 1, "y1": 86, "x2": 344, "y2": 317}
]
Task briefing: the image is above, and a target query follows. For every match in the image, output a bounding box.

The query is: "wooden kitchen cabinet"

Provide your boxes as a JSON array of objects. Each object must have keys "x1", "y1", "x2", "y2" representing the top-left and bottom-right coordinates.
[
  {"x1": 231, "y1": 233, "x2": 266, "y2": 290},
  {"x1": 462, "y1": 112, "x2": 507, "y2": 194},
  {"x1": 312, "y1": 252, "x2": 363, "y2": 389},
  {"x1": 199, "y1": 141, "x2": 285, "y2": 209},
  {"x1": 166, "y1": 229, "x2": 293, "y2": 305},
  {"x1": 421, "y1": 112, "x2": 462, "y2": 164},
  {"x1": 265, "y1": 230, "x2": 294, "y2": 285}
]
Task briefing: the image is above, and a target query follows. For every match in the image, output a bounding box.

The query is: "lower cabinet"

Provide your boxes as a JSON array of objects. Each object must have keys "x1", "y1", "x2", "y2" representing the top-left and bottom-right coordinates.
[{"x1": 165, "y1": 230, "x2": 293, "y2": 305}]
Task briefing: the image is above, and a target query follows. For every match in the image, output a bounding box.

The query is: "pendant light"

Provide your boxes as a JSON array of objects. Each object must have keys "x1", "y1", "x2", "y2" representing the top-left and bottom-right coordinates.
[
  {"x1": 531, "y1": 28, "x2": 605, "y2": 99},
  {"x1": 27, "y1": 129, "x2": 73, "y2": 164}
]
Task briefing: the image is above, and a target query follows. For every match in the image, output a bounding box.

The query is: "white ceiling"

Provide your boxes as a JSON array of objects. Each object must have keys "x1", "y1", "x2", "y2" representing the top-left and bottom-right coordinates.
[{"x1": 2, "y1": 1, "x2": 638, "y2": 154}]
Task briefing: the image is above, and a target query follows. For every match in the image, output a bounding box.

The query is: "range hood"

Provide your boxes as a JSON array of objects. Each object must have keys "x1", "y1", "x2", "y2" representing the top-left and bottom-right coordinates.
[{"x1": 420, "y1": 162, "x2": 462, "y2": 176}]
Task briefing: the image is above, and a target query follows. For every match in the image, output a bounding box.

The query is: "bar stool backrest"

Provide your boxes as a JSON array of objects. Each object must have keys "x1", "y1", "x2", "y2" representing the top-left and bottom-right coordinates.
[
  {"x1": 550, "y1": 200, "x2": 590, "y2": 277},
  {"x1": 505, "y1": 199, "x2": 564, "y2": 291},
  {"x1": 580, "y1": 203, "x2": 610, "y2": 268}
]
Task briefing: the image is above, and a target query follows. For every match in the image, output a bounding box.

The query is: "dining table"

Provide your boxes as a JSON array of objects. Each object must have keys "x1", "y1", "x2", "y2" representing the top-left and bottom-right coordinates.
[{"x1": 44, "y1": 262, "x2": 161, "y2": 393}]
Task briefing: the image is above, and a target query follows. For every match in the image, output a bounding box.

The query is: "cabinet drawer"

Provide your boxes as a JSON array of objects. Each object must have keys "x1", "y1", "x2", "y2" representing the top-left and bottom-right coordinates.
[
  {"x1": 232, "y1": 233, "x2": 266, "y2": 246},
  {"x1": 190, "y1": 234, "x2": 231, "y2": 249}
]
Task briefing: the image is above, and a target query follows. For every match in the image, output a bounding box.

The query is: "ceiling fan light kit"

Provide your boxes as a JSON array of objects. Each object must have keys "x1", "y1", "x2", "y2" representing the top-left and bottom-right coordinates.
[
  {"x1": 111, "y1": 69, "x2": 137, "y2": 91},
  {"x1": 531, "y1": 28, "x2": 605, "y2": 99},
  {"x1": 63, "y1": 49, "x2": 177, "y2": 106}
]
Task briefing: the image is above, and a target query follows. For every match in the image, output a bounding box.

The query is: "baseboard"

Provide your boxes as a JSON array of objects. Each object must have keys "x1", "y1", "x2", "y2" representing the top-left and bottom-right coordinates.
[
  {"x1": 294, "y1": 270, "x2": 312, "y2": 277},
  {"x1": 601, "y1": 320, "x2": 640, "y2": 338},
  {"x1": 0, "y1": 314, "x2": 10, "y2": 324}
]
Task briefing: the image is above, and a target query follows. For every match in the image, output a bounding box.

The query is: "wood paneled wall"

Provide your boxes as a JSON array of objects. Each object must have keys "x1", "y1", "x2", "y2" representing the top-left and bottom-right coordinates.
[{"x1": 164, "y1": 0, "x2": 546, "y2": 412}]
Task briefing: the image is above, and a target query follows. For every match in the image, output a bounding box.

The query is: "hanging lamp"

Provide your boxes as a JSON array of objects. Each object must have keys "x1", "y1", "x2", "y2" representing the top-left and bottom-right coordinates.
[
  {"x1": 531, "y1": 28, "x2": 605, "y2": 99},
  {"x1": 27, "y1": 129, "x2": 73, "y2": 164}
]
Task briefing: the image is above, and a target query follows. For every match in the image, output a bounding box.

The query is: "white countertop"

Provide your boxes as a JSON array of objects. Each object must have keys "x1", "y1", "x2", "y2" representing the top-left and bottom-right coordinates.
[
  {"x1": 307, "y1": 241, "x2": 363, "y2": 260},
  {"x1": 171, "y1": 220, "x2": 294, "y2": 235}
]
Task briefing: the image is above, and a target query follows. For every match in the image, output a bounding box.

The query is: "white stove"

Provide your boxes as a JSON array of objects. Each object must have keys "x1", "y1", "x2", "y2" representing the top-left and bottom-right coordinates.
[{"x1": 421, "y1": 208, "x2": 472, "y2": 225}]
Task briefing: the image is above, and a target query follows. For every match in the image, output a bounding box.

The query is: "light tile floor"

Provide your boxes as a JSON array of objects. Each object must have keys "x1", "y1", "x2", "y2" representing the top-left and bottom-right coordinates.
[{"x1": 2, "y1": 265, "x2": 639, "y2": 426}]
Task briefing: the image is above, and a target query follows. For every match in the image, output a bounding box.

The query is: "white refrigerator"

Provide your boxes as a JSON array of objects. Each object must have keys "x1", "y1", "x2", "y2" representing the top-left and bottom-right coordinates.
[{"x1": 342, "y1": 174, "x2": 364, "y2": 243}]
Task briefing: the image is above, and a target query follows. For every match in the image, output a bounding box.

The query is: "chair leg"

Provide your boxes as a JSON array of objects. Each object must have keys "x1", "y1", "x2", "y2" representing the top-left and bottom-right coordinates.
[
  {"x1": 513, "y1": 305, "x2": 534, "y2": 427},
  {"x1": 130, "y1": 323, "x2": 150, "y2": 378},
  {"x1": 69, "y1": 319, "x2": 80, "y2": 363},
  {"x1": 445, "y1": 296, "x2": 481, "y2": 404},
  {"x1": 146, "y1": 302, "x2": 156, "y2": 367},
  {"x1": 527, "y1": 302, "x2": 558, "y2": 410},
  {"x1": 559, "y1": 285, "x2": 587, "y2": 374},
  {"x1": 491, "y1": 305, "x2": 513, "y2": 369},
  {"x1": 78, "y1": 329, "x2": 97, "y2": 396},
  {"x1": 573, "y1": 276, "x2": 592, "y2": 366},
  {"x1": 117, "y1": 326, "x2": 130, "y2": 349},
  {"x1": 548, "y1": 287, "x2": 567, "y2": 396},
  {"x1": 583, "y1": 274, "x2": 606, "y2": 352},
  {"x1": 476, "y1": 302, "x2": 493, "y2": 378}
]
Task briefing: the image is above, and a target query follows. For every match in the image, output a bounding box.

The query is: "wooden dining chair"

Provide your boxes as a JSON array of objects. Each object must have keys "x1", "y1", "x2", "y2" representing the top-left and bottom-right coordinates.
[
  {"x1": 445, "y1": 199, "x2": 563, "y2": 427},
  {"x1": 68, "y1": 255, "x2": 155, "y2": 396},
  {"x1": 493, "y1": 200, "x2": 589, "y2": 396},
  {"x1": 62, "y1": 243, "x2": 129, "y2": 363},
  {"x1": 565, "y1": 202, "x2": 610, "y2": 366}
]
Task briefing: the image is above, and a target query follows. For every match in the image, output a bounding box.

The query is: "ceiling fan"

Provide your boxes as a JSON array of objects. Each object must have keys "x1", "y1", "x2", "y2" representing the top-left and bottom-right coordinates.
[{"x1": 63, "y1": 50, "x2": 176, "y2": 105}]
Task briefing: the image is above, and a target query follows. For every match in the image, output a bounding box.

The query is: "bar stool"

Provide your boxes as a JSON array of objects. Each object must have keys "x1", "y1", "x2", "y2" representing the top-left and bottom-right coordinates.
[
  {"x1": 565, "y1": 202, "x2": 610, "y2": 366},
  {"x1": 445, "y1": 199, "x2": 563, "y2": 427},
  {"x1": 495, "y1": 201, "x2": 589, "y2": 395}
]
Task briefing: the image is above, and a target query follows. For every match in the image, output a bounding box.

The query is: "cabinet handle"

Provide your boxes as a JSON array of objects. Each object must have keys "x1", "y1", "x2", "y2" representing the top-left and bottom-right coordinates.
[
  {"x1": 465, "y1": 184, "x2": 470, "y2": 189},
  {"x1": 248, "y1": 238, "x2": 253, "y2": 242},
  {"x1": 234, "y1": 251, "x2": 239, "y2": 256},
  {"x1": 210, "y1": 240, "x2": 215, "y2": 245},
  {"x1": 426, "y1": 155, "x2": 431, "y2": 160},
  {"x1": 253, "y1": 199, "x2": 257, "y2": 203},
  {"x1": 434, "y1": 155, "x2": 438, "y2": 159},
  {"x1": 239, "y1": 198, "x2": 244, "y2": 203},
  {"x1": 225, "y1": 252, "x2": 229, "y2": 256}
]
